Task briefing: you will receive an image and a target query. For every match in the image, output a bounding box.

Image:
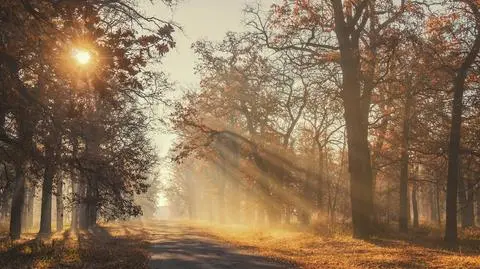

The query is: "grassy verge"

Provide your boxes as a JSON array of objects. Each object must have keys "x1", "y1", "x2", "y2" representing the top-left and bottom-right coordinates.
[
  {"x1": 0, "y1": 225, "x2": 149, "y2": 269},
  {"x1": 193, "y1": 222, "x2": 480, "y2": 269}
]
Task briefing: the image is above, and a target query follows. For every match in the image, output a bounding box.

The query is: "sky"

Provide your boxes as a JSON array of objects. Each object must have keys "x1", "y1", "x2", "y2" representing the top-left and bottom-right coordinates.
[{"x1": 141, "y1": 0, "x2": 274, "y2": 158}]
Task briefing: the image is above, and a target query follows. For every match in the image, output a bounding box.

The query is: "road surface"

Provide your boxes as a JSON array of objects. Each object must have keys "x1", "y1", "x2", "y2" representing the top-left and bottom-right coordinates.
[{"x1": 120, "y1": 221, "x2": 294, "y2": 269}]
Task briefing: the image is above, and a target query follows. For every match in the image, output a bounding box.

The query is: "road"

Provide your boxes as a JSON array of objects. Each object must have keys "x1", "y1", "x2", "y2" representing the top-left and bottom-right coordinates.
[{"x1": 120, "y1": 221, "x2": 294, "y2": 269}]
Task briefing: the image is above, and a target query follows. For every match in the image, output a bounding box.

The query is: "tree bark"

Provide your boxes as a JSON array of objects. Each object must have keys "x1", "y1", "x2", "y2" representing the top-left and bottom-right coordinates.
[
  {"x1": 436, "y1": 181, "x2": 442, "y2": 227},
  {"x1": 21, "y1": 183, "x2": 29, "y2": 233},
  {"x1": 476, "y1": 184, "x2": 480, "y2": 227},
  {"x1": 250, "y1": 148, "x2": 277, "y2": 226},
  {"x1": 412, "y1": 182, "x2": 419, "y2": 228},
  {"x1": 26, "y1": 184, "x2": 34, "y2": 231},
  {"x1": 399, "y1": 150, "x2": 409, "y2": 230},
  {"x1": 332, "y1": 0, "x2": 373, "y2": 238},
  {"x1": 71, "y1": 182, "x2": 78, "y2": 232},
  {"x1": 70, "y1": 139, "x2": 79, "y2": 233},
  {"x1": 21, "y1": 182, "x2": 34, "y2": 232},
  {"x1": 218, "y1": 164, "x2": 226, "y2": 224},
  {"x1": 463, "y1": 180, "x2": 474, "y2": 227},
  {"x1": 342, "y1": 67, "x2": 374, "y2": 238},
  {"x1": 459, "y1": 177, "x2": 468, "y2": 228},
  {"x1": 186, "y1": 167, "x2": 196, "y2": 220},
  {"x1": 445, "y1": 1, "x2": 480, "y2": 246},
  {"x1": 400, "y1": 88, "x2": 413, "y2": 233},
  {"x1": 430, "y1": 184, "x2": 438, "y2": 225},
  {"x1": 39, "y1": 150, "x2": 55, "y2": 235},
  {"x1": 10, "y1": 108, "x2": 33, "y2": 239},
  {"x1": 228, "y1": 138, "x2": 241, "y2": 224},
  {"x1": 10, "y1": 162, "x2": 26, "y2": 240},
  {"x1": 299, "y1": 176, "x2": 311, "y2": 226},
  {"x1": 372, "y1": 114, "x2": 389, "y2": 224},
  {"x1": 85, "y1": 177, "x2": 98, "y2": 228},
  {"x1": 386, "y1": 180, "x2": 392, "y2": 224},
  {"x1": 316, "y1": 145, "x2": 324, "y2": 212},
  {"x1": 56, "y1": 177, "x2": 64, "y2": 232},
  {"x1": 78, "y1": 181, "x2": 88, "y2": 230}
]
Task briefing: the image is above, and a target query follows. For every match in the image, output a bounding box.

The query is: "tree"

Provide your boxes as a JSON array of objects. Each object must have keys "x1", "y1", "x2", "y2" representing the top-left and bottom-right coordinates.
[
  {"x1": 442, "y1": 0, "x2": 480, "y2": 246},
  {"x1": 1, "y1": 0, "x2": 175, "y2": 239},
  {"x1": 245, "y1": 0, "x2": 412, "y2": 238}
]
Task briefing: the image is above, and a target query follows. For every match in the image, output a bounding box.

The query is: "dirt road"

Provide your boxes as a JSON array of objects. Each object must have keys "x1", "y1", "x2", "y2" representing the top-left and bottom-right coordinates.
[{"x1": 118, "y1": 221, "x2": 294, "y2": 269}]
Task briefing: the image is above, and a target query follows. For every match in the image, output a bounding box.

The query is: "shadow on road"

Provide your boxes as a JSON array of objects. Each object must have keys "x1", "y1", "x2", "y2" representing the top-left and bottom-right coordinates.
[
  {"x1": 149, "y1": 237, "x2": 293, "y2": 269},
  {"x1": 141, "y1": 221, "x2": 295, "y2": 269}
]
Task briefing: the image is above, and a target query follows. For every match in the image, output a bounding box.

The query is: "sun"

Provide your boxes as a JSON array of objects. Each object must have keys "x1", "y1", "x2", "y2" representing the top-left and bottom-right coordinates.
[{"x1": 73, "y1": 49, "x2": 91, "y2": 65}]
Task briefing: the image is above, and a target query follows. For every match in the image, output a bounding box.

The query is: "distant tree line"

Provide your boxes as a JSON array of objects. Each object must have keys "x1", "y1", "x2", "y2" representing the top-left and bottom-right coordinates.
[{"x1": 168, "y1": 0, "x2": 480, "y2": 246}]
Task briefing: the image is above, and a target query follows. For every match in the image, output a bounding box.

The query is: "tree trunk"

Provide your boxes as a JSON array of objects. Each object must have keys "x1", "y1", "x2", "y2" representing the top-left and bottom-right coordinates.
[
  {"x1": 316, "y1": 146, "x2": 324, "y2": 211},
  {"x1": 56, "y1": 177, "x2": 64, "y2": 232},
  {"x1": 412, "y1": 182, "x2": 419, "y2": 228},
  {"x1": 71, "y1": 182, "x2": 78, "y2": 232},
  {"x1": 399, "y1": 147, "x2": 409, "y2": 232},
  {"x1": 251, "y1": 150, "x2": 271, "y2": 226},
  {"x1": 266, "y1": 170, "x2": 282, "y2": 226},
  {"x1": 228, "y1": 138, "x2": 241, "y2": 224},
  {"x1": 386, "y1": 180, "x2": 392, "y2": 224},
  {"x1": 464, "y1": 180, "x2": 474, "y2": 227},
  {"x1": 78, "y1": 181, "x2": 88, "y2": 230},
  {"x1": 85, "y1": 177, "x2": 98, "y2": 228},
  {"x1": 372, "y1": 107, "x2": 389, "y2": 223},
  {"x1": 445, "y1": 78, "x2": 464, "y2": 244},
  {"x1": 332, "y1": 3, "x2": 373, "y2": 237},
  {"x1": 400, "y1": 88, "x2": 412, "y2": 233},
  {"x1": 476, "y1": 184, "x2": 480, "y2": 227},
  {"x1": 299, "y1": 177, "x2": 311, "y2": 226},
  {"x1": 218, "y1": 167, "x2": 226, "y2": 224},
  {"x1": 10, "y1": 162, "x2": 26, "y2": 240},
  {"x1": 444, "y1": 4, "x2": 480, "y2": 245},
  {"x1": 22, "y1": 183, "x2": 34, "y2": 232},
  {"x1": 436, "y1": 181, "x2": 442, "y2": 227},
  {"x1": 21, "y1": 183, "x2": 29, "y2": 233},
  {"x1": 459, "y1": 177, "x2": 469, "y2": 228},
  {"x1": 26, "y1": 184, "x2": 34, "y2": 231},
  {"x1": 39, "y1": 153, "x2": 55, "y2": 235},
  {"x1": 430, "y1": 184, "x2": 438, "y2": 225},
  {"x1": 343, "y1": 70, "x2": 373, "y2": 238},
  {"x1": 187, "y1": 168, "x2": 196, "y2": 220}
]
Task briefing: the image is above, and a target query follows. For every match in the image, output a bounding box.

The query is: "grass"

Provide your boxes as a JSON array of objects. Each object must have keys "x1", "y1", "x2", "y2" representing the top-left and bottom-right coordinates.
[
  {"x1": 0, "y1": 225, "x2": 150, "y2": 269},
  {"x1": 192, "y1": 222, "x2": 480, "y2": 269}
]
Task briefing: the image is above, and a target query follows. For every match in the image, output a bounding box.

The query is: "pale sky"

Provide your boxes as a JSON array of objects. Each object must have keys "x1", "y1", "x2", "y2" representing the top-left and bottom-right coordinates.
[{"x1": 141, "y1": 0, "x2": 275, "y2": 158}]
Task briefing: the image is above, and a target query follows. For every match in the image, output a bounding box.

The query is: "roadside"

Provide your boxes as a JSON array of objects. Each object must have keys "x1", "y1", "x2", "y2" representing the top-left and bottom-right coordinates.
[
  {"x1": 0, "y1": 226, "x2": 149, "y2": 269},
  {"x1": 194, "y1": 222, "x2": 480, "y2": 269},
  {"x1": 1, "y1": 220, "x2": 479, "y2": 269}
]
